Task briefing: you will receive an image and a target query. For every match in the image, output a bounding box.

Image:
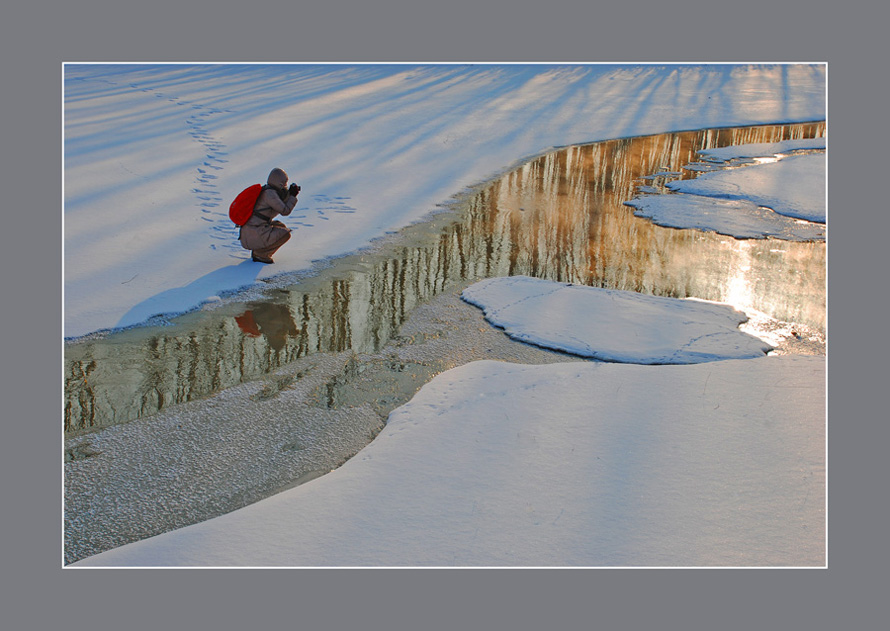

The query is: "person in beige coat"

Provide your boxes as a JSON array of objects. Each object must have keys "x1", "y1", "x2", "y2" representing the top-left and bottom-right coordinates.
[{"x1": 240, "y1": 168, "x2": 300, "y2": 263}]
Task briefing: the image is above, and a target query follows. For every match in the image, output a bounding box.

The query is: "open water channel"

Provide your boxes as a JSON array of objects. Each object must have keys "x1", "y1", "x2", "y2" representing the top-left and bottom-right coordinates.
[{"x1": 64, "y1": 122, "x2": 826, "y2": 563}]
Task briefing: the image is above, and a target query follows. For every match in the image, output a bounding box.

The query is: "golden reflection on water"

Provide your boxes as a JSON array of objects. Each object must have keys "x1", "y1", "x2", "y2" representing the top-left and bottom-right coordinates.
[
  {"x1": 64, "y1": 122, "x2": 826, "y2": 434},
  {"x1": 483, "y1": 129, "x2": 826, "y2": 327}
]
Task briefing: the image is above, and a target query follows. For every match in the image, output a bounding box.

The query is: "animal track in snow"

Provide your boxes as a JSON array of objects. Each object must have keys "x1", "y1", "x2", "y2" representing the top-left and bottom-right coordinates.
[{"x1": 74, "y1": 75, "x2": 239, "y2": 253}]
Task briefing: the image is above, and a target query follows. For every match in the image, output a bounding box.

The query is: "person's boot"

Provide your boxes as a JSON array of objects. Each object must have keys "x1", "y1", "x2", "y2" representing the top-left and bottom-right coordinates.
[{"x1": 251, "y1": 253, "x2": 274, "y2": 264}]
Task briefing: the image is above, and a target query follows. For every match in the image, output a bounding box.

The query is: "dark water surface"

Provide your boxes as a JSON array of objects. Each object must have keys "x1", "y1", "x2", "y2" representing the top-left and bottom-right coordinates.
[{"x1": 65, "y1": 122, "x2": 826, "y2": 435}]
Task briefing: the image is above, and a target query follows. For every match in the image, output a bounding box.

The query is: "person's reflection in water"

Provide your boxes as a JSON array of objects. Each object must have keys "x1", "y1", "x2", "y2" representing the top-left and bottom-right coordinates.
[{"x1": 235, "y1": 303, "x2": 298, "y2": 352}]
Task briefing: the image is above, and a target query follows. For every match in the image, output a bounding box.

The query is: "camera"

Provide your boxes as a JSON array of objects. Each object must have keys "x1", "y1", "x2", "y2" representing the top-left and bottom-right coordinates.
[{"x1": 288, "y1": 183, "x2": 301, "y2": 195}]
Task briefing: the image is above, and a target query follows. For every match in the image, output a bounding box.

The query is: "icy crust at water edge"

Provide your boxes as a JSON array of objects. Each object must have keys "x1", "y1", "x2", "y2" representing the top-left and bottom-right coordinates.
[
  {"x1": 696, "y1": 137, "x2": 825, "y2": 162},
  {"x1": 625, "y1": 140, "x2": 826, "y2": 239}
]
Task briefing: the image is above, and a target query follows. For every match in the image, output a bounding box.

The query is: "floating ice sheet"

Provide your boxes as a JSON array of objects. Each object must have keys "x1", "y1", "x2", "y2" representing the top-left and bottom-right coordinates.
[
  {"x1": 625, "y1": 192, "x2": 825, "y2": 241},
  {"x1": 667, "y1": 153, "x2": 826, "y2": 223},
  {"x1": 460, "y1": 276, "x2": 772, "y2": 364}
]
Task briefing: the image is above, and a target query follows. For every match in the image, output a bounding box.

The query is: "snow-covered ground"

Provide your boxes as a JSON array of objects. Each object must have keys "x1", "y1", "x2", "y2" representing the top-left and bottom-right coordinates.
[
  {"x1": 63, "y1": 63, "x2": 826, "y2": 339},
  {"x1": 66, "y1": 63, "x2": 826, "y2": 567}
]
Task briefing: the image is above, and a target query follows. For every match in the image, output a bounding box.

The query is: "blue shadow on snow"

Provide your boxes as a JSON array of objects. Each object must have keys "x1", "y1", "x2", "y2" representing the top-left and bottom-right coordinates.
[{"x1": 115, "y1": 260, "x2": 262, "y2": 330}]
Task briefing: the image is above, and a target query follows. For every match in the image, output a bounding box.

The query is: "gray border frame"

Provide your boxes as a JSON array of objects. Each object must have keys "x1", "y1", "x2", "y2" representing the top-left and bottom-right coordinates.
[{"x1": 5, "y1": 0, "x2": 885, "y2": 629}]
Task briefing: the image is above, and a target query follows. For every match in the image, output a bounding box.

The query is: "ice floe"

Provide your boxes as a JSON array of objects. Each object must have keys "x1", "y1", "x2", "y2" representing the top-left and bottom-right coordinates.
[
  {"x1": 667, "y1": 153, "x2": 826, "y2": 224},
  {"x1": 625, "y1": 192, "x2": 825, "y2": 241},
  {"x1": 461, "y1": 276, "x2": 772, "y2": 364}
]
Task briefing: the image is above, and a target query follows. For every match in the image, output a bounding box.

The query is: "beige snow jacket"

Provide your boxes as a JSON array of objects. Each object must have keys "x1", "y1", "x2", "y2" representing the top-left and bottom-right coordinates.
[{"x1": 239, "y1": 169, "x2": 298, "y2": 251}]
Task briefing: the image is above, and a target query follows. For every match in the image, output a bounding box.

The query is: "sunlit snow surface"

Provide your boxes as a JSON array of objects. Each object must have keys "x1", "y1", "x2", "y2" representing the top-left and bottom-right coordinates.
[
  {"x1": 461, "y1": 276, "x2": 772, "y2": 363},
  {"x1": 63, "y1": 63, "x2": 826, "y2": 338}
]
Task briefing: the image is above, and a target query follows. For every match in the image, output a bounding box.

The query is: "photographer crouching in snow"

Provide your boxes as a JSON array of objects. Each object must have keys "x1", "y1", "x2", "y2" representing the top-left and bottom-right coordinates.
[{"x1": 240, "y1": 167, "x2": 301, "y2": 263}]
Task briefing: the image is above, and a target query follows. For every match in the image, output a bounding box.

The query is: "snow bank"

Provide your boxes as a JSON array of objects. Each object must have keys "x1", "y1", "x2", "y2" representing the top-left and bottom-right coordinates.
[
  {"x1": 461, "y1": 276, "x2": 772, "y2": 364},
  {"x1": 667, "y1": 153, "x2": 826, "y2": 223},
  {"x1": 63, "y1": 63, "x2": 826, "y2": 338},
  {"x1": 73, "y1": 355, "x2": 825, "y2": 567}
]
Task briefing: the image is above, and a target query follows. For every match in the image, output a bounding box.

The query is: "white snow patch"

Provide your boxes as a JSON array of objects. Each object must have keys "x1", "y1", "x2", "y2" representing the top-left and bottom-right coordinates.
[{"x1": 460, "y1": 276, "x2": 772, "y2": 364}]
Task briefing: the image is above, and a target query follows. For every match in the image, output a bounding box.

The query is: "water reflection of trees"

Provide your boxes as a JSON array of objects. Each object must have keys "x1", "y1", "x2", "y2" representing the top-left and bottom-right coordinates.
[{"x1": 64, "y1": 122, "x2": 826, "y2": 434}]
